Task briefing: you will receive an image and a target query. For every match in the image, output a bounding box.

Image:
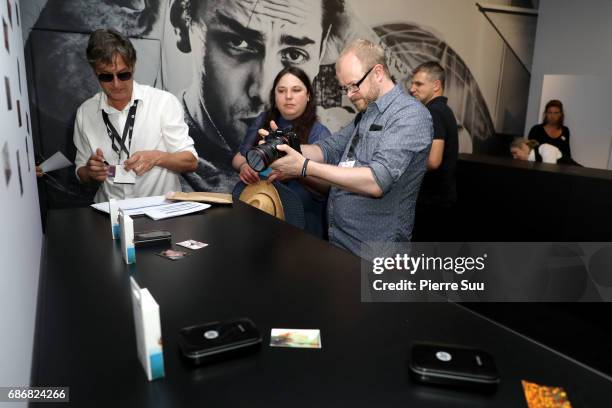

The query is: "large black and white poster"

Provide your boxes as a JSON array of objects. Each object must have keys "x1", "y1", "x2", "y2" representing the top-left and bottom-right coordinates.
[{"x1": 23, "y1": 0, "x2": 538, "y2": 203}]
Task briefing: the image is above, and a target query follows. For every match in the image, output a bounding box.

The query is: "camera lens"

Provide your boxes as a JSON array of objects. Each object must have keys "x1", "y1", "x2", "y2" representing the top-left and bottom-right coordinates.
[
  {"x1": 246, "y1": 130, "x2": 289, "y2": 172},
  {"x1": 246, "y1": 148, "x2": 268, "y2": 172}
]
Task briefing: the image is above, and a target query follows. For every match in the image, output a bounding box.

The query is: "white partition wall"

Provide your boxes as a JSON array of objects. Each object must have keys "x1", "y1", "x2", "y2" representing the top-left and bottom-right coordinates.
[
  {"x1": 526, "y1": 0, "x2": 612, "y2": 169},
  {"x1": 0, "y1": 1, "x2": 42, "y2": 405}
]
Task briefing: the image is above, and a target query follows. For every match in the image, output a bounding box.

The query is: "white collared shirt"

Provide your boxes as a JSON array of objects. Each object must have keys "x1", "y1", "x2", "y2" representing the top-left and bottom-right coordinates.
[{"x1": 74, "y1": 82, "x2": 198, "y2": 203}]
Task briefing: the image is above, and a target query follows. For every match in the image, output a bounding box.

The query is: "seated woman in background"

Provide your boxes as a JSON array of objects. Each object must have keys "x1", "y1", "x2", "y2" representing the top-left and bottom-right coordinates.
[
  {"x1": 232, "y1": 66, "x2": 331, "y2": 238},
  {"x1": 527, "y1": 99, "x2": 578, "y2": 165}
]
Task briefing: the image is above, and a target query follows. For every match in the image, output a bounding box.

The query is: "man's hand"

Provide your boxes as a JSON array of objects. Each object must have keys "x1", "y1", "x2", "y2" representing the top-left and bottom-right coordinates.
[
  {"x1": 85, "y1": 148, "x2": 108, "y2": 182},
  {"x1": 35, "y1": 165, "x2": 44, "y2": 178},
  {"x1": 267, "y1": 170, "x2": 293, "y2": 183},
  {"x1": 269, "y1": 144, "x2": 305, "y2": 181},
  {"x1": 239, "y1": 162, "x2": 260, "y2": 184},
  {"x1": 124, "y1": 150, "x2": 164, "y2": 176}
]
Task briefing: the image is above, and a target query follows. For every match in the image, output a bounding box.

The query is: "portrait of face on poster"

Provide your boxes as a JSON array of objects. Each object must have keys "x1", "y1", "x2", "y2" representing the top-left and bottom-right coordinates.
[{"x1": 23, "y1": 0, "x2": 537, "y2": 202}]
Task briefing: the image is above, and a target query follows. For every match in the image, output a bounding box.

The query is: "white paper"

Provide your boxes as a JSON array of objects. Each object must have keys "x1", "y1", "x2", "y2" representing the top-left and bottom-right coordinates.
[
  {"x1": 92, "y1": 196, "x2": 168, "y2": 216},
  {"x1": 39, "y1": 151, "x2": 72, "y2": 173},
  {"x1": 92, "y1": 196, "x2": 210, "y2": 219},
  {"x1": 144, "y1": 201, "x2": 210, "y2": 220}
]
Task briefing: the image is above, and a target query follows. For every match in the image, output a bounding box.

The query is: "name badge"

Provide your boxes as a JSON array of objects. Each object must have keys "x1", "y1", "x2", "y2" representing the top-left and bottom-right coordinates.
[
  {"x1": 338, "y1": 160, "x2": 356, "y2": 168},
  {"x1": 114, "y1": 164, "x2": 137, "y2": 184}
]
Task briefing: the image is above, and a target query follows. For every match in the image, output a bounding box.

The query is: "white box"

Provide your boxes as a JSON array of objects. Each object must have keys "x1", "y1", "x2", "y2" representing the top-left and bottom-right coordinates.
[
  {"x1": 130, "y1": 277, "x2": 165, "y2": 381},
  {"x1": 109, "y1": 198, "x2": 120, "y2": 240},
  {"x1": 118, "y1": 210, "x2": 135, "y2": 264}
]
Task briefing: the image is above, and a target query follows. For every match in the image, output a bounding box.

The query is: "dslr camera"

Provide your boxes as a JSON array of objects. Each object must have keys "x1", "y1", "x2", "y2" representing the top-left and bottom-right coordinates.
[{"x1": 246, "y1": 127, "x2": 302, "y2": 172}]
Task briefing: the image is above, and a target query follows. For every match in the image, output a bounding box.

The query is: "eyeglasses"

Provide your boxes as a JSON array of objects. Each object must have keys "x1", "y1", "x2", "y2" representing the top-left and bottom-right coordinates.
[
  {"x1": 97, "y1": 71, "x2": 132, "y2": 83},
  {"x1": 339, "y1": 65, "x2": 376, "y2": 95}
]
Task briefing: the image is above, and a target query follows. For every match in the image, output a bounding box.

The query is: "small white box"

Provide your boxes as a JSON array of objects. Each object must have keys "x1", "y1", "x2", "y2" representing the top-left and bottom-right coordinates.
[
  {"x1": 118, "y1": 210, "x2": 135, "y2": 264},
  {"x1": 130, "y1": 277, "x2": 165, "y2": 381},
  {"x1": 109, "y1": 198, "x2": 120, "y2": 240}
]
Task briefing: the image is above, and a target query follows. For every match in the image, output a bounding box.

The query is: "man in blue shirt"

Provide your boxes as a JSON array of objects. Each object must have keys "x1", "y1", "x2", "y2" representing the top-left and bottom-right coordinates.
[{"x1": 266, "y1": 39, "x2": 433, "y2": 258}]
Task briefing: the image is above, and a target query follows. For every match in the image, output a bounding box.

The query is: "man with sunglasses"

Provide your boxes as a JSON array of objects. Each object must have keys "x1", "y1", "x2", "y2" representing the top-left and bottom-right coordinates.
[
  {"x1": 73, "y1": 29, "x2": 198, "y2": 203},
  {"x1": 265, "y1": 39, "x2": 433, "y2": 258}
]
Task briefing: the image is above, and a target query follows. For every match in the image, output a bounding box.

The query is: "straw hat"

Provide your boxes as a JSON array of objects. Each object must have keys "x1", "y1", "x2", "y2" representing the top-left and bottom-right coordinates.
[{"x1": 238, "y1": 181, "x2": 285, "y2": 220}]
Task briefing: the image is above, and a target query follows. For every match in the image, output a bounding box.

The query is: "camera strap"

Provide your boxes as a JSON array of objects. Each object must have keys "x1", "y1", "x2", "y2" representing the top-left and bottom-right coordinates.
[
  {"x1": 345, "y1": 113, "x2": 363, "y2": 161},
  {"x1": 102, "y1": 100, "x2": 138, "y2": 161}
]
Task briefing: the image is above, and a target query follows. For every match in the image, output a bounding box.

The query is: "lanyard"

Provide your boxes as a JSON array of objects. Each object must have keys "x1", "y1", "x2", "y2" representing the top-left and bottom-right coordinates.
[
  {"x1": 345, "y1": 112, "x2": 363, "y2": 161},
  {"x1": 102, "y1": 100, "x2": 138, "y2": 162}
]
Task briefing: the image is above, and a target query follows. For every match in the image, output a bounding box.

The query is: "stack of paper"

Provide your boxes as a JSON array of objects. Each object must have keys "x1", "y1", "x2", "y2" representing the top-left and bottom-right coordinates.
[
  {"x1": 144, "y1": 201, "x2": 210, "y2": 220},
  {"x1": 92, "y1": 196, "x2": 210, "y2": 219}
]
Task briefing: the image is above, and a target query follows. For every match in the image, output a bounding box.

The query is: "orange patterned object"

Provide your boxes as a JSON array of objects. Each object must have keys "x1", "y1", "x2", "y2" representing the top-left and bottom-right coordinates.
[{"x1": 522, "y1": 380, "x2": 572, "y2": 408}]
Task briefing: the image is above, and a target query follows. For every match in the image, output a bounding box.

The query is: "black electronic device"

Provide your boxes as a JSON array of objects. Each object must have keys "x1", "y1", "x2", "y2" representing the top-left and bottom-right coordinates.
[
  {"x1": 246, "y1": 127, "x2": 302, "y2": 172},
  {"x1": 409, "y1": 342, "x2": 499, "y2": 392},
  {"x1": 133, "y1": 230, "x2": 172, "y2": 247},
  {"x1": 178, "y1": 318, "x2": 262, "y2": 365}
]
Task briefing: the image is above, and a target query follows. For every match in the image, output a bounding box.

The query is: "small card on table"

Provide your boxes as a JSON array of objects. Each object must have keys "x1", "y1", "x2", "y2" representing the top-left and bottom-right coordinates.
[
  {"x1": 522, "y1": 380, "x2": 572, "y2": 408},
  {"x1": 176, "y1": 240, "x2": 209, "y2": 250},
  {"x1": 270, "y1": 328, "x2": 321, "y2": 349},
  {"x1": 156, "y1": 249, "x2": 189, "y2": 261}
]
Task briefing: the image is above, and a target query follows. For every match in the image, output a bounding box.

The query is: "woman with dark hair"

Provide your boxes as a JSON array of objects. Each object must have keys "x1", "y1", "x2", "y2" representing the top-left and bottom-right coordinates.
[
  {"x1": 527, "y1": 99, "x2": 575, "y2": 164},
  {"x1": 232, "y1": 66, "x2": 332, "y2": 238}
]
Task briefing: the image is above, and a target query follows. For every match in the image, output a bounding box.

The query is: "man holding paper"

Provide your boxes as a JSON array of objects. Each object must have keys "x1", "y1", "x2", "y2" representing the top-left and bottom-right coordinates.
[{"x1": 74, "y1": 29, "x2": 198, "y2": 203}]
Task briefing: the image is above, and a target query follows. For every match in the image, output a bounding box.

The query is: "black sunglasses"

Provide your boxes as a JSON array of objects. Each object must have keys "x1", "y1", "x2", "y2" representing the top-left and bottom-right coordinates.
[{"x1": 97, "y1": 71, "x2": 132, "y2": 83}]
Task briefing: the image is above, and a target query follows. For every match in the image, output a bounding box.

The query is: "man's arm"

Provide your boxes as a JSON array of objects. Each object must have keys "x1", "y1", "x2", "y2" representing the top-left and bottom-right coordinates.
[
  {"x1": 76, "y1": 148, "x2": 108, "y2": 183},
  {"x1": 288, "y1": 102, "x2": 432, "y2": 197},
  {"x1": 426, "y1": 108, "x2": 446, "y2": 170},
  {"x1": 260, "y1": 118, "x2": 355, "y2": 165},
  {"x1": 301, "y1": 144, "x2": 324, "y2": 162},
  {"x1": 73, "y1": 107, "x2": 108, "y2": 184},
  {"x1": 307, "y1": 161, "x2": 382, "y2": 197},
  {"x1": 271, "y1": 144, "x2": 383, "y2": 197},
  {"x1": 123, "y1": 150, "x2": 197, "y2": 176},
  {"x1": 427, "y1": 139, "x2": 445, "y2": 170},
  {"x1": 125, "y1": 93, "x2": 198, "y2": 176}
]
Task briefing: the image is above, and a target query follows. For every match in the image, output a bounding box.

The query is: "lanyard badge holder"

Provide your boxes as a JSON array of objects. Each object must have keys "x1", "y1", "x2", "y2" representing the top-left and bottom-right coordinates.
[{"x1": 103, "y1": 101, "x2": 138, "y2": 184}]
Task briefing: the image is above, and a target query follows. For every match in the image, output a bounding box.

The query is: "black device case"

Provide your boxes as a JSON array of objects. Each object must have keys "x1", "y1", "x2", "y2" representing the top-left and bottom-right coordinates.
[
  {"x1": 178, "y1": 318, "x2": 262, "y2": 365},
  {"x1": 133, "y1": 230, "x2": 172, "y2": 247},
  {"x1": 409, "y1": 342, "x2": 500, "y2": 392}
]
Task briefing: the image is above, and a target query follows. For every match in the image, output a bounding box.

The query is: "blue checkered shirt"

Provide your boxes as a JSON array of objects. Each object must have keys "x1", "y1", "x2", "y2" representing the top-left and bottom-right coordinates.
[{"x1": 315, "y1": 84, "x2": 432, "y2": 257}]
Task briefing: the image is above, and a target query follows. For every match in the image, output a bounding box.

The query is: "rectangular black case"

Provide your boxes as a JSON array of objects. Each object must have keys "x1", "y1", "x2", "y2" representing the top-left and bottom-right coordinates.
[
  {"x1": 178, "y1": 318, "x2": 261, "y2": 365},
  {"x1": 133, "y1": 230, "x2": 172, "y2": 247},
  {"x1": 409, "y1": 342, "x2": 500, "y2": 392}
]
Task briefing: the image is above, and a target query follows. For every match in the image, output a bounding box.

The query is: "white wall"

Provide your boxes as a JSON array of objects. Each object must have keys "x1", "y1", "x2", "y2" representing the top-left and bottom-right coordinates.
[
  {"x1": 526, "y1": 0, "x2": 612, "y2": 168},
  {"x1": 0, "y1": 0, "x2": 42, "y2": 404},
  {"x1": 539, "y1": 75, "x2": 612, "y2": 169}
]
